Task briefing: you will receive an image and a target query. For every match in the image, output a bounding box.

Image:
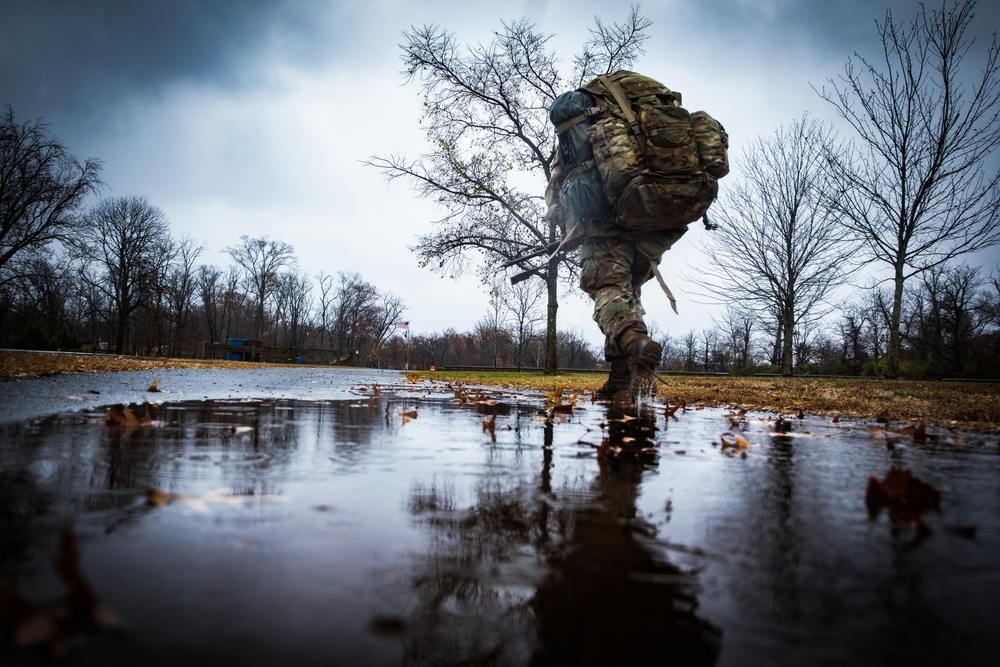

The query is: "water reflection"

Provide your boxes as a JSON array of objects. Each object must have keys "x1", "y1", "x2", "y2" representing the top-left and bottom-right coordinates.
[
  {"x1": 400, "y1": 403, "x2": 720, "y2": 665},
  {"x1": 0, "y1": 392, "x2": 997, "y2": 665}
]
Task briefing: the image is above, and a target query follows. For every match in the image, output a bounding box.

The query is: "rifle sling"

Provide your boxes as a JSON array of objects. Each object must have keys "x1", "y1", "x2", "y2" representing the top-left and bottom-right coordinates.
[{"x1": 649, "y1": 261, "x2": 678, "y2": 314}]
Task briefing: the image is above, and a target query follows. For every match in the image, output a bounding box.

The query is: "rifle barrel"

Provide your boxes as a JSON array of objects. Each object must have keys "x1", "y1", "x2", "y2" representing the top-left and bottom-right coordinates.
[{"x1": 501, "y1": 240, "x2": 560, "y2": 268}]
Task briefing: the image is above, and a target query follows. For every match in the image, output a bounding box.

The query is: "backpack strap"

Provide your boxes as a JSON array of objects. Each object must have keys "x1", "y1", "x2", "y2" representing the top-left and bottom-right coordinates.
[
  {"x1": 598, "y1": 74, "x2": 646, "y2": 153},
  {"x1": 565, "y1": 159, "x2": 596, "y2": 181},
  {"x1": 553, "y1": 106, "x2": 603, "y2": 135}
]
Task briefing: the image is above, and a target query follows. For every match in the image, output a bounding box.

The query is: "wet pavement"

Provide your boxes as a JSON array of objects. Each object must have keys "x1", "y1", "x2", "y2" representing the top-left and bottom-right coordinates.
[{"x1": 0, "y1": 368, "x2": 998, "y2": 666}]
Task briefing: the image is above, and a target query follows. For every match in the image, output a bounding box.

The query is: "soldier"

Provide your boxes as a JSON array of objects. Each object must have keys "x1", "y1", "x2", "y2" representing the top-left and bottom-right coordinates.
[
  {"x1": 546, "y1": 159, "x2": 684, "y2": 400},
  {"x1": 547, "y1": 71, "x2": 728, "y2": 401}
]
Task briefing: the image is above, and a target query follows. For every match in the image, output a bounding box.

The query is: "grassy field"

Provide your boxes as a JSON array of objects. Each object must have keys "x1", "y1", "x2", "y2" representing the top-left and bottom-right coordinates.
[{"x1": 2, "y1": 351, "x2": 999, "y2": 430}]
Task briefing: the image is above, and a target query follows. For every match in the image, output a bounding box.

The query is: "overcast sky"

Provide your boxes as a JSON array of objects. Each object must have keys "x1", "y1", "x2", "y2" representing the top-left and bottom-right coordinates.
[{"x1": 3, "y1": 0, "x2": 998, "y2": 349}]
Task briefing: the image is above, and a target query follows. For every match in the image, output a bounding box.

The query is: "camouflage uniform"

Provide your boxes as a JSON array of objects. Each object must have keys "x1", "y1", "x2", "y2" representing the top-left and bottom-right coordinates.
[
  {"x1": 579, "y1": 228, "x2": 684, "y2": 363},
  {"x1": 547, "y1": 71, "x2": 727, "y2": 399},
  {"x1": 547, "y1": 158, "x2": 683, "y2": 398}
]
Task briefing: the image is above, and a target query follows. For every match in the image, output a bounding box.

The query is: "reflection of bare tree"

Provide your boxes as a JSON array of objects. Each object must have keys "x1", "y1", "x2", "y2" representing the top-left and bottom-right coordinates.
[{"x1": 400, "y1": 405, "x2": 721, "y2": 665}]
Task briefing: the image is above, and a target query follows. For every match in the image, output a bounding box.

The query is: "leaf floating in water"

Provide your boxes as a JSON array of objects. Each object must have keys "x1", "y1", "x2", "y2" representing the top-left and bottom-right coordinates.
[
  {"x1": 145, "y1": 488, "x2": 260, "y2": 514},
  {"x1": 719, "y1": 432, "x2": 755, "y2": 454},
  {"x1": 146, "y1": 379, "x2": 161, "y2": 392},
  {"x1": 865, "y1": 468, "x2": 941, "y2": 521},
  {"x1": 105, "y1": 404, "x2": 140, "y2": 426},
  {"x1": 725, "y1": 408, "x2": 748, "y2": 429},
  {"x1": 103, "y1": 403, "x2": 165, "y2": 433},
  {"x1": 482, "y1": 412, "x2": 497, "y2": 434},
  {"x1": 0, "y1": 526, "x2": 124, "y2": 657},
  {"x1": 891, "y1": 419, "x2": 932, "y2": 442},
  {"x1": 664, "y1": 399, "x2": 686, "y2": 417}
]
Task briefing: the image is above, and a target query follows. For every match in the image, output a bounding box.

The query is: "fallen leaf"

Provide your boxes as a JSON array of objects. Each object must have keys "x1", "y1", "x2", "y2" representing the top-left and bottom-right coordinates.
[
  {"x1": 891, "y1": 419, "x2": 933, "y2": 441},
  {"x1": 146, "y1": 379, "x2": 161, "y2": 392},
  {"x1": 865, "y1": 469, "x2": 940, "y2": 516},
  {"x1": 865, "y1": 468, "x2": 942, "y2": 543},
  {"x1": 0, "y1": 527, "x2": 123, "y2": 657},
  {"x1": 482, "y1": 412, "x2": 496, "y2": 433},
  {"x1": 145, "y1": 488, "x2": 259, "y2": 514},
  {"x1": 720, "y1": 432, "x2": 753, "y2": 450}
]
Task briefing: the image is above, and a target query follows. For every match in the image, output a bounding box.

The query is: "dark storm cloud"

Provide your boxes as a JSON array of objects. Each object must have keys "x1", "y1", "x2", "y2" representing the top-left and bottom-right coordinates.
[{"x1": 1, "y1": 0, "x2": 323, "y2": 131}]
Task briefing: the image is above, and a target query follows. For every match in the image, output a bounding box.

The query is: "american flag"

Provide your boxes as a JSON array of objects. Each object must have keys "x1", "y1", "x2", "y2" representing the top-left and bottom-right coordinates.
[{"x1": 396, "y1": 321, "x2": 410, "y2": 330}]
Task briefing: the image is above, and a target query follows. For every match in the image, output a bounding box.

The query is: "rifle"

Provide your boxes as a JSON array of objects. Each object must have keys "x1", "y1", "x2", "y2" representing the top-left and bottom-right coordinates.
[
  {"x1": 502, "y1": 240, "x2": 559, "y2": 286},
  {"x1": 503, "y1": 227, "x2": 583, "y2": 285},
  {"x1": 501, "y1": 240, "x2": 560, "y2": 269}
]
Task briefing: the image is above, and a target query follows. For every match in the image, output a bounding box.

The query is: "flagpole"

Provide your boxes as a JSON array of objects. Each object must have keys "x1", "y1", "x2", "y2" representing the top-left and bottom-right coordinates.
[{"x1": 396, "y1": 321, "x2": 411, "y2": 370}]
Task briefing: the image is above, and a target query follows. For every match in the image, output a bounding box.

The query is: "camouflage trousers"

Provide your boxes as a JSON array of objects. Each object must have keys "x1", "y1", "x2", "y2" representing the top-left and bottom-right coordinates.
[{"x1": 579, "y1": 228, "x2": 686, "y2": 361}]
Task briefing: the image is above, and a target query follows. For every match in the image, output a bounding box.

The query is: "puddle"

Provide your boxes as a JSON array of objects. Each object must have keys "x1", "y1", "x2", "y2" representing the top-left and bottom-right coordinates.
[{"x1": 1, "y1": 383, "x2": 998, "y2": 666}]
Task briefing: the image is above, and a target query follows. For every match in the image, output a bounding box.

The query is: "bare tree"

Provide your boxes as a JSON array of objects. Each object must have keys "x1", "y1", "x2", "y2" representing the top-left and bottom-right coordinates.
[
  {"x1": 690, "y1": 114, "x2": 855, "y2": 376},
  {"x1": 78, "y1": 196, "x2": 172, "y2": 354},
  {"x1": 366, "y1": 7, "x2": 650, "y2": 373},
  {"x1": 0, "y1": 106, "x2": 103, "y2": 285},
  {"x1": 315, "y1": 271, "x2": 335, "y2": 351},
  {"x1": 272, "y1": 270, "x2": 312, "y2": 348},
  {"x1": 197, "y1": 264, "x2": 248, "y2": 344},
  {"x1": 816, "y1": 0, "x2": 1000, "y2": 378},
  {"x1": 717, "y1": 306, "x2": 756, "y2": 374},
  {"x1": 3, "y1": 255, "x2": 77, "y2": 349},
  {"x1": 557, "y1": 328, "x2": 597, "y2": 369},
  {"x1": 681, "y1": 329, "x2": 698, "y2": 372},
  {"x1": 331, "y1": 271, "x2": 379, "y2": 364},
  {"x1": 904, "y1": 263, "x2": 988, "y2": 376},
  {"x1": 367, "y1": 290, "x2": 406, "y2": 366},
  {"x1": 166, "y1": 234, "x2": 204, "y2": 356},
  {"x1": 478, "y1": 282, "x2": 510, "y2": 369},
  {"x1": 196, "y1": 264, "x2": 225, "y2": 343},
  {"x1": 224, "y1": 234, "x2": 296, "y2": 339},
  {"x1": 496, "y1": 276, "x2": 545, "y2": 370}
]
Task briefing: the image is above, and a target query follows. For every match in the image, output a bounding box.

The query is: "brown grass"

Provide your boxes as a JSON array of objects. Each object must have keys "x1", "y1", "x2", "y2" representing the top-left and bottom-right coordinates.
[
  {"x1": 422, "y1": 370, "x2": 1000, "y2": 431},
  {"x1": 3, "y1": 351, "x2": 999, "y2": 431},
  {"x1": 0, "y1": 350, "x2": 264, "y2": 377}
]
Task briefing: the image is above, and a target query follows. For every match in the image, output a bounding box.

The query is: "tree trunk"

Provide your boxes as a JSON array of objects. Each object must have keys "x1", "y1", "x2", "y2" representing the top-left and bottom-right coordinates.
[
  {"x1": 781, "y1": 300, "x2": 794, "y2": 377},
  {"x1": 544, "y1": 259, "x2": 559, "y2": 374},
  {"x1": 886, "y1": 264, "x2": 906, "y2": 379}
]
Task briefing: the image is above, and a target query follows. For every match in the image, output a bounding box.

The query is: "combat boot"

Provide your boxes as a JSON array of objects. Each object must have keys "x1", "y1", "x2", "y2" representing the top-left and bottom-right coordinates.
[
  {"x1": 594, "y1": 358, "x2": 631, "y2": 401},
  {"x1": 619, "y1": 329, "x2": 663, "y2": 399}
]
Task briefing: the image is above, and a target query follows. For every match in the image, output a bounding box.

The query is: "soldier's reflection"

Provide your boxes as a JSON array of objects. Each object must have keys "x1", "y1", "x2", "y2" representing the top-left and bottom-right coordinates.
[
  {"x1": 530, "y1": 404, "x2": 721, "y2": 666},
  {"x1": 402, "y1": 403, "x2": 721, "y2": 665}
]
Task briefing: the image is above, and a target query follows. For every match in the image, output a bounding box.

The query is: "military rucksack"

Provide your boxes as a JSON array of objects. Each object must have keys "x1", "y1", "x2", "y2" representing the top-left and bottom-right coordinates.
[{"x1": 549, "y1": 70, "x2": 729, "y2": 233}]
